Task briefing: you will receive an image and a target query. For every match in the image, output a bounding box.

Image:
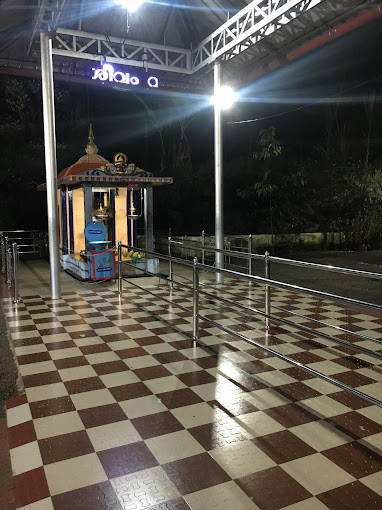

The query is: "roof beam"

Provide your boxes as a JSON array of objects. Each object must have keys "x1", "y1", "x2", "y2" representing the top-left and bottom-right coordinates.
[
  {"x1": 28, "y1": 0, "x2": 69, "y2": 56},
  {"x1": 25, "y1": 0, "x2": 370, "y2": 79},
  {"x1": 180, "y1": 0, "x2": 201, "y2": 47},
  {"x1": 237, "y1": 4, "x2": 382, "y2": 84},
  {"x1": 44, "y1": 0, "x2": 325, "y2": 75},
  {"x1": 191, "y1": 0, "x2": 326, "y2": 72},
  {"x1": 157, "y1": 6, "x2": 175, "y2": 44},
  {"x1": 51, "y1": 28, "x2": 192, "y2": 74},
  {"x1": 199, "y1": 0, "x2": 228, "y2": 23},
  {"x1": 28, "y1": 0, "x2": 49, "y2": 56}
]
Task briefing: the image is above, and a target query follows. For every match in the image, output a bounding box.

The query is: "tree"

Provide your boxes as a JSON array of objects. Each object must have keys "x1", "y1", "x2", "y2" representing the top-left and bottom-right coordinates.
[
  {"x1": 0, "y1": 76, "x2": 90, "y2": 229},
  {"x1": 237, "y1": 126, "x2": 282, "y2": 251}
]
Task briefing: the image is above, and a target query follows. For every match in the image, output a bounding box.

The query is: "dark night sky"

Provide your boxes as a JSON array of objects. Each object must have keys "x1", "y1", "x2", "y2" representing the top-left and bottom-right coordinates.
[
  {"x1": 2, "y1": 15, "x2": 381, "y2": 232},
  {"x1": 226, "y1": 18, "x2": 382, "y2": 158},
  {"x1": 68, "y1": 16, "x2": 382, "y2": 170}
]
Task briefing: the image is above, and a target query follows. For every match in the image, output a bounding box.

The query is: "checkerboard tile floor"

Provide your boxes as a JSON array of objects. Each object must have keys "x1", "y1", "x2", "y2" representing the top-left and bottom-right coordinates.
[{"x1": 2, "y1": 277, "x2": 382, "y2": 509}]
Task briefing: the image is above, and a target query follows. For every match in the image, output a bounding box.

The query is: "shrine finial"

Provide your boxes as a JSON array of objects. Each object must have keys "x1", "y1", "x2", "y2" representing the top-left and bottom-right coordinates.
[{"x1": 86, "y1": 123, "x2": 98, "y2": 154}]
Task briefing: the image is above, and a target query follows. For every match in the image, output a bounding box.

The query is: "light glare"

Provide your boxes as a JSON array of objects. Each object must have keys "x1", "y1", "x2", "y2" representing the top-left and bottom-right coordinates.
[
  {"x1": 116, "y1": 0, "x2": 145, "y2": 13},
  {"x1": 212, "y1": 86, "x2": 237, "y2": 110}
]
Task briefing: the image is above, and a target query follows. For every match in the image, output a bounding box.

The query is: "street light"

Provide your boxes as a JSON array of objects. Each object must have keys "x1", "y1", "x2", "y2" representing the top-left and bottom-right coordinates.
[
  {"x1": 115, "y1": 0, "x2": 145, "y2": 13},
  {"x1": 213, "y1": 63, "x2": 237, "y2": 284},
  {"x1": 212, "y1": 85, "x2": 237, "y2": 110}
]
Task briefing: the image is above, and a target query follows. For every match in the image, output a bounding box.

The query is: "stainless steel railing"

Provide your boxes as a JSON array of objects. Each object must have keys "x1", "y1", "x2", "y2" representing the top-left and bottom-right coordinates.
[
  {"x1": 4, "y1": 242, "x2": 21, "y2": 304},
  {"x1": 1, "y1": 230, "x2": 47, "y2": 274},
  {"x1": 156, "y1": 232, "x2": 254, "y2": 273},
  {"x1": 166, "y1": 237, "x2": 382, "y2": 326},
  {"x1": 1, "y1": 230, "x2": 46, "y2": 304},
  {"x1": 117, "y1": 242, "x2": 382, "y2": 408},
  {"x1": 167, "y1": 236, "x2": 382, "y2": 278},
  {"x1": 1, "y1": 230, "x2": 47, "y2": 288}
]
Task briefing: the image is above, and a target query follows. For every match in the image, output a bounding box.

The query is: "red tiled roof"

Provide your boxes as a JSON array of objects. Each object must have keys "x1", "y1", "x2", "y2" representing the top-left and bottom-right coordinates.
[{"x1": 57, "y1": 159, "x2": 109, "y2": 180}]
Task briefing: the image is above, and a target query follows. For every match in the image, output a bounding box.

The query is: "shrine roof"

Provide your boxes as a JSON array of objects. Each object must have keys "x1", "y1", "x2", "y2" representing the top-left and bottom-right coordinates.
[
  {"x1": 57, "y1": 158, "x2": 110, "y2": 181},
  {"x1": 38, "y1": 174, "x2": 173, "y2": 191}
]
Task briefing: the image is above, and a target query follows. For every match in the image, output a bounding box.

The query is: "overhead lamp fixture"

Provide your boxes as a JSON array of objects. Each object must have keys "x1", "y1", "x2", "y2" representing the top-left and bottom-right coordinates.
[
  {"x1": 115, "y1": 0, "x2": 145, "y2": 13},
  {"x1": 211, "y1": 86, "x2": 237, "y2": 110}
]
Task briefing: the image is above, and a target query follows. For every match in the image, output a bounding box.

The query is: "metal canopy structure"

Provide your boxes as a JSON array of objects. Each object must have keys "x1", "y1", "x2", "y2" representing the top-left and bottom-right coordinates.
[
  {"x1": 28, "y1": 0, "x2": 334, "y2": 74},
  {"x1": 0, "y1": 0, "x2": 380, "y2": 297},
  {"x1": 0, "y1": 1, "x2": 379, "y2": 85}
]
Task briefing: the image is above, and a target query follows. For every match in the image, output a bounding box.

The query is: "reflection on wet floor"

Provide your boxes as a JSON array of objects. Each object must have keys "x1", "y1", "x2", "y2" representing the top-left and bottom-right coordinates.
[{"x1": 2, "y1": 266, "x2": 382, "y2": 509}]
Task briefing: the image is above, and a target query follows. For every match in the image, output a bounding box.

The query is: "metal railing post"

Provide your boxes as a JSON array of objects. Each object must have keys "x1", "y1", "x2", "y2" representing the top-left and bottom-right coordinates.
[
  {"x1": 7, "y1": 250, "x2": 12, "y2": 286},
  {"x1": 39, "y1": 232, "x2": 43, "y2": 257},
  {"x1": 201, "y1": 230, "x2": 205, "y2": 265},
  {"x1": 192, "y1": 257, "x2": 199, "y2": 346},
  {"x1": 1, "y1": 234, "x2": 5, "y2": 273},
  {"x1": 6, "y1": 238, "x2": 12, "y2": 285},
  {"x1": 265, "y1": 251, "x2": 271, "y2": 330},
  {"x1": 168, "y1": 236, "x2": 173, "y2": 289},
  {"x1": 12, "y1": 243, "x2": 20, "y2": 303},
  {"x1": 32, "y1": 233, "x2": 37, "y2": 257},
  {"x1": 117, "y1": 240, "x2": 122, "y2": 296},
  {"x1": 248, "y1": 234, "x2": 252, "y2": 275}
]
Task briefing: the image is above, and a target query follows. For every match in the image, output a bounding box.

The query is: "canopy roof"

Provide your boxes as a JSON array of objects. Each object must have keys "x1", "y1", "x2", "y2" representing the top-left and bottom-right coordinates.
[{"x1": 0, "y1": 0, "x2": 379, "y2": 89}]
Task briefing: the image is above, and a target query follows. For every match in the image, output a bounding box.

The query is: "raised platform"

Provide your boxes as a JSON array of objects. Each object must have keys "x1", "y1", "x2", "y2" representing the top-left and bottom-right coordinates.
[
  {"x1": 1, "y1": 261, "x2": 382, "y2": 509},
  {"x1": 60, "y1": 254, "x2": 159, "y2": 281}
]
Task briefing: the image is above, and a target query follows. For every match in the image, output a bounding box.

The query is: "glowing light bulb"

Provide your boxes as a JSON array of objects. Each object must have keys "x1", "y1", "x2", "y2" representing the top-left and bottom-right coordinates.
[
  {"x1": 115, "y1": 0, "x2": 145, "y2": 13},
  {"x1": 212, "y1": 86, "x2": 237, "y2": 110}
]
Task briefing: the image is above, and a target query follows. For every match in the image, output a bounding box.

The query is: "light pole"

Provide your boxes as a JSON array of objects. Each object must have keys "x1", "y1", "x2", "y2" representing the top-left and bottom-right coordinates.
[
  {"x1": 41, "y1": 32, "x2": 61, "y2": 299},
  {"x1": 212, "y1": 62, "x2": 236, "y2": 284},
  {"x1": 214, "y1": 62, "x2": 223, "y2": 284}
]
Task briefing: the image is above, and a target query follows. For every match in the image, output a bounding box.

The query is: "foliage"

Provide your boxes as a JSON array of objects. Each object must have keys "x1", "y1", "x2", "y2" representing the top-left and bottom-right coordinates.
[
  {"x1": 0, "y1": 74, "x2": 381, "y2": 253},
  {"x1": 253, "y1": 126, "x2": 282, "y2": 162},
  {"x1": 233, "y1": 89, "x2": 382, "y2": 251},
  {"x1": 237, "y1": 127, "x2": 283, "y2": 251},
  {"x1": 0, "y1": 76, "x2": 89, "y2": 229}
]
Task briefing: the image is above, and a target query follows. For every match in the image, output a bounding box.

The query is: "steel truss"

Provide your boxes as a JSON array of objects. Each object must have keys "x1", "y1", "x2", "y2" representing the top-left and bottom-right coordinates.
[
  {"x1": 226, "y1": 0, "x2": 365, "y2": 68},
  {"x1": 28, "y1": 0, "x2": 69, "y2": 56},
  {"x1": 29, "y1": 0, "x2": 328, "y2": 75},
  {"x1": 191, "y1": 0, "x2": 325, "y2": 72},
  {"x1": 51, "y1": 28, "x2": 192, "y2": 74}
]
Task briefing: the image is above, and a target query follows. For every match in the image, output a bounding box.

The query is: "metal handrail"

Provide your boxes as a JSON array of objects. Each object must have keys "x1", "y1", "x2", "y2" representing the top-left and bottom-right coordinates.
[
  {"x1": 12, "y1": 243, "x2": 20, "y2": 303},
  {"x1": 169, "y1": 238, "x2": 382, "y2": 280},
  {"x1": 117, "y1": 241, "x2": 192, "y2": 316},
  {"x1": 117, "y1": 243, "x2": 382, "y2": 408},
  {"x1": 208, "y1": 265, "x2": 382, "y2": 311},
  {"x1": 199, "y1": 315, "x2": 382, "y2": 407},
  {"x1": 118, "y1": 242, "x2": 382, "y2": 317},
  {"x1": 168, "y1": 238, "x2": 382, "y2": 311},
  {"x1": 197, "y1": 285, "x2": 382, "y2": 361},
  {"x1": 269, "y1": 254, "x2": 382, "y2": 279},
  {"x1": 170, "y1": 239, "x2": 264, "y2": 260},
  {"x1": 1, "y1": 230, "x2": 47, "y2": 274},
  {"x1": 4, "y1": 242, "x2": 21, "y2": 303}
]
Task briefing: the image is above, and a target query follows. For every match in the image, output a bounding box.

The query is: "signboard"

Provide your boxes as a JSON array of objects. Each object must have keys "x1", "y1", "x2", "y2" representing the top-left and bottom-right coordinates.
[
  {"x1": 84, "y1": 221, "x2": 107, "y2": 243},
  {"x1": 92, "y1": 64, "x2": 159, "y2": 88},
  {"x1": 88, "y1": 250, "x2": 116, "y2": 281}
]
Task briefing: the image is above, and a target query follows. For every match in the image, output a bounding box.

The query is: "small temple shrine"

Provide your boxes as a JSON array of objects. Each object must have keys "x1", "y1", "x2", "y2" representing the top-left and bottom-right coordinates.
[{"x1": 38, "y1": 126, "x2": 172, "y2": 281}]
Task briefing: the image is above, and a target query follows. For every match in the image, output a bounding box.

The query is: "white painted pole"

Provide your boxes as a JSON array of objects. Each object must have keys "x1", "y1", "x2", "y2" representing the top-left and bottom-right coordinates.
[
  {"x1": 214, "y1": 61, "x2": 224, "y2": 284},
  {"x1": 40, "y1": 32, "x2": 61, "y2": 299}
]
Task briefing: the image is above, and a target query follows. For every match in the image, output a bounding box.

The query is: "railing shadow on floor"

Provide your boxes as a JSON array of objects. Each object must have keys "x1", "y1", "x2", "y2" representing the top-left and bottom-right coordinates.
[{"x1": 117, "y1": 241, "x2": 382, "y2": 409}]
